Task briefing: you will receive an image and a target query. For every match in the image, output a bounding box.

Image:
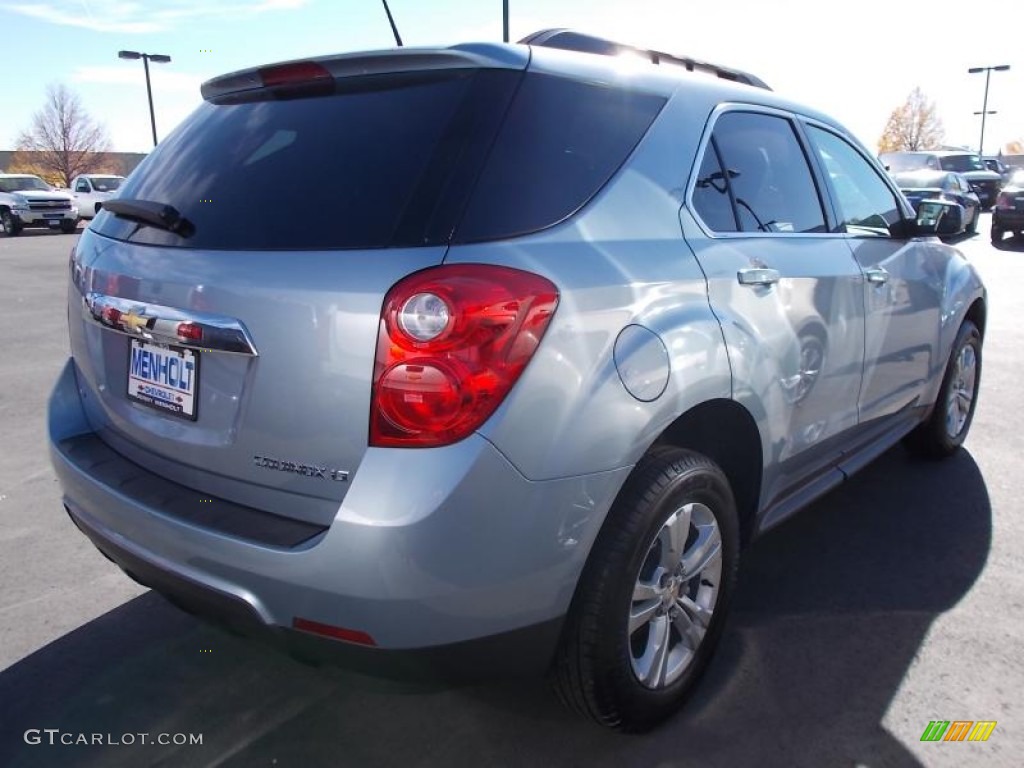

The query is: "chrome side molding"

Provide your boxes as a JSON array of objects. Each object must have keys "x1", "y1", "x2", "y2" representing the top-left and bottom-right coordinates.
[{"x1": 83, "y1": 292, "x2": 259, "y2": 356}]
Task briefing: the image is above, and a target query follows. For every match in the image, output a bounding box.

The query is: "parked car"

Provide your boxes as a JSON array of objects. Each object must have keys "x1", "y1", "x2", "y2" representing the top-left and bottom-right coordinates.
[
  {"x1": 880, "y1": 150, "x2": 1003, "y2": 209},
  {"x1": 0, "y1": 173, "x2": 78, "y2": 235},
  {"x1": 50, "y1": 30, "x2": 986, "y2": 731},
  {"x1": 891, "y1": 170, "x2": 980, "y2": 237},
  {"x1": 991, "y1": 168, "x2": 1024, "y2": 244},
  {"x1": 983, "y1": 157, "x2": 1013, "y2": 184},
  {"x1": 71, "y1": 174, "x2": 125, "y2": 219}
]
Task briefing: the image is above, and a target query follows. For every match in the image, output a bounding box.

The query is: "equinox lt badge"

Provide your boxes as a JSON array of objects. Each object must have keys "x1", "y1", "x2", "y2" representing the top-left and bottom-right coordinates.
[{"x1": 253, "y1": 455, "x2": 349, "y2": 482}]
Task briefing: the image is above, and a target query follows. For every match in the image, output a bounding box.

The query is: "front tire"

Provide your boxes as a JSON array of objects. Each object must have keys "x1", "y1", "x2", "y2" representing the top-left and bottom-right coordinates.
[
  {"x1": 60, "y1": 219, "x2": 78, "y2": 234},
  {"x1": 552, "y1": 448, "x2": 739, "y2": 731},
  {"x1": 905, "y1": 320, "x2": 981, "y2": 459},
  {"x1": 967, "y1": 207, "x2": 978, "y2": 234},
  {"x1": 1, "y1": 209, "x2": 22, "y2": 236}
]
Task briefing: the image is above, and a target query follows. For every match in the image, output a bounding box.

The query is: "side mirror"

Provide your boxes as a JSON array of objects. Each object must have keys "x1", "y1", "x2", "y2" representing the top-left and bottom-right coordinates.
[{"x1": 912, "y1": 200, "x2": 959, "y2": 236}]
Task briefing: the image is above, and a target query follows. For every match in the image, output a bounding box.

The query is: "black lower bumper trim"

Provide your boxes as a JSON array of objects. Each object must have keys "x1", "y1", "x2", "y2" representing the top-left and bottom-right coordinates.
[{"x1": 58, "y1": 433, "x2": 326, "y2": 548}]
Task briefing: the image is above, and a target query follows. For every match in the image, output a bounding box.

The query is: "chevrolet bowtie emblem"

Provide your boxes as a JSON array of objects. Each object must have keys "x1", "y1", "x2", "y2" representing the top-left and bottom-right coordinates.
[{"x1": 120, "y1": 312, "x2": 150, "y2": 332}]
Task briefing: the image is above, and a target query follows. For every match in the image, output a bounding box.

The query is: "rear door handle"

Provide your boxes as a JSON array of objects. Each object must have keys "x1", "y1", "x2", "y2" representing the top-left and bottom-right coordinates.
[
  {"x1": 864, "y1": 267, "x2": 889, "y2": 285},
  {"x1": 737, "y1": 268, "x2": 780, "y2": 287}
]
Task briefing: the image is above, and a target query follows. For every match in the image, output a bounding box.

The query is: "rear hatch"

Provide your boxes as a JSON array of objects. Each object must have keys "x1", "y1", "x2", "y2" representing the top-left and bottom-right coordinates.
[
  {"x1": 72, "y1": 48, "x2": 528, "y2": 526},
  {"x1": 70, "y1": 43, "x2": 667, "y2": 527}
]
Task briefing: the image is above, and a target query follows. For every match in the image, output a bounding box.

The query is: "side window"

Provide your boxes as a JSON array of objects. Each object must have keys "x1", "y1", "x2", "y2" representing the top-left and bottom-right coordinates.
[
  {"x1": 697, "y1": 111, "x2": 826, "y2": 234},
  {"x1": 76, "y1": 179, "x2": 90, "y2": 193},
  {"x1": 692, "y1": 140, "x2": 739, "y2": 232},
  {"x1": 807, "y1": 126, "x2": 903, "y2": 238}
]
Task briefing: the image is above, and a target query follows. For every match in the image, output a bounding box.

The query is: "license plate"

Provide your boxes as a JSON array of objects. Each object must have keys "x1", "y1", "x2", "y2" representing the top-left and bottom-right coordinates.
[{"x1": 127, "y1": 340, "x2": 199, "y2": 421}]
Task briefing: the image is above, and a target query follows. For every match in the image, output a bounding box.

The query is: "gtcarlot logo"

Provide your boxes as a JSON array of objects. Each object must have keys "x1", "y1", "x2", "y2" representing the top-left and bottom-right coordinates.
[{"x1": 24, "y1": 729, "x2": 203, "y2": 746}]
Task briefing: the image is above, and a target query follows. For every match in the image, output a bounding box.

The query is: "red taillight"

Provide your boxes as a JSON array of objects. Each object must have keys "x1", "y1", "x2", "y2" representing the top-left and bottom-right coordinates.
[
  {"x1": 370, "y1": 264, "x2": 559, "y2": 448},
  {"x1": 176, "y1": 322, "x2": 203, "y2": 341},
  {"x1": 996, "y1": 191, "x2": 1013, "y2": 210}
]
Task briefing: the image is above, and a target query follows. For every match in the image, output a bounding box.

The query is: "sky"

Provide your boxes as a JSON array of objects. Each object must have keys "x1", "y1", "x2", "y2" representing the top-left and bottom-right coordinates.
[{"x1": 1, "y1": 0, "x2": 1022, "y2": 156}]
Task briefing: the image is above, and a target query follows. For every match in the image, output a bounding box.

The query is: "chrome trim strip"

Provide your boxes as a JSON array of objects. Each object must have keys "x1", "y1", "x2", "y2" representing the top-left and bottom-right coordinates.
[{"x1": 82, "y1": 292, "x2": 259, "y2": 356}]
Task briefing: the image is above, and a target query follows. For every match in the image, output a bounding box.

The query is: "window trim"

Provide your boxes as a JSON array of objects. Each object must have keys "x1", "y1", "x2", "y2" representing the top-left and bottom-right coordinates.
[{"x1": 685, "y1": 103, "x2": 840, "y2": 239}]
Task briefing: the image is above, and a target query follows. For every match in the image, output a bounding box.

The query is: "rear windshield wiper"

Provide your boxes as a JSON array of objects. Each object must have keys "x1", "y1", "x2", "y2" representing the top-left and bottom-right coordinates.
[{"x1": 102, "y1": 199, "x2": 195, "y2": 237}]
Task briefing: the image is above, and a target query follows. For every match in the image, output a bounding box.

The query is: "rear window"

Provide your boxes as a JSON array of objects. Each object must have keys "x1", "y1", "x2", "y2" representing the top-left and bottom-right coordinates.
[
  {"x1": 880, "y1": 153, "x2": 934, "y2": 172},
  {"x1": 939, "y1": 154, "x2": 985, "y2": 173},
  {"x1": 92, "y1": 70, "x2": 665, "y2": 250},
  {"x1": 892, "y1": 172, "x2": 945, "y2": 189}
]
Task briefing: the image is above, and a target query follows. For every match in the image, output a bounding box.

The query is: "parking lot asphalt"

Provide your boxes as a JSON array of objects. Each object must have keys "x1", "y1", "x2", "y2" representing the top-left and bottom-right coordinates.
[{"x1": 1, "y1": 219, "x2": 1022, "y2": 767}]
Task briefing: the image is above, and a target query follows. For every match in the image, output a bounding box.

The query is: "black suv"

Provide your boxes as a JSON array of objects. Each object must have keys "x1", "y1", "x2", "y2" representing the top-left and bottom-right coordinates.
[{"x1": 992, "y1": 168, "x2": 1024, "y2": 244}]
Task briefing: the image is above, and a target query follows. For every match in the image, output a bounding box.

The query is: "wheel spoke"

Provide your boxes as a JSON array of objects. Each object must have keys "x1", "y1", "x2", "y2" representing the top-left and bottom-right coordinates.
[
  {"x1": 635, "y1": 614, "x2": 671, "y2": 686},
  {"x1": 681, "y1": 524, "x2": 722, "y2": 578},
  {"x1": 677, "y1": 594, "x2": 713, "y2": 630},
  {"x1": 658, "y1": 506, "x2": 691, "y2": 570},
  {"x1": 672, "y1": 603, "x2": 706, "y2": 651},
  {"x1": 629, "y1": 597, "x2": 661, "y2": 634},
  {"x1": 632, "y1": 578, "x2": 660, "y2": 602}
]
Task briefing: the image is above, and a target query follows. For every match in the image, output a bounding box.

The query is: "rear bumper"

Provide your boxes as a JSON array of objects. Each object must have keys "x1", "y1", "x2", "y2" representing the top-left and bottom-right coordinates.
[
  {"x1": 64, "y1": 501, "x2": 563, "y2": 681},
  {"x1": 992, "y1": 209, "x2": 1024, "y2": 231},
  {"x1": 49, "y1": 358, "x2": 630, "y2": 677}
]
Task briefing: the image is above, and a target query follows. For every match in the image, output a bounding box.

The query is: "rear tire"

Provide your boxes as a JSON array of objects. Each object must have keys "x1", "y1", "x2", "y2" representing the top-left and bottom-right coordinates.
[
  {"x1": 991, "y1": 224, "x2": 1004, "y2": 244},
  {"x1": 905, "y1": 320, "x2": 981, "y2": 459},
  {"x1": 552, "y1": 447, "x2": 739, "y2": 731}
]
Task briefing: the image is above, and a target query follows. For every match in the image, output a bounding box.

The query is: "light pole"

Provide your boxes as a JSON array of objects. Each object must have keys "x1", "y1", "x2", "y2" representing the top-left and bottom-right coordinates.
[
  {"x1": 967, "y1": 64, "x2": 1009, "y2": 159},
  {"x1": 119, "y1": 50, "x2": 171, "y2": 147},
  {"x1": 503, "y1": 0, "x2": 509, "y2": 42}
]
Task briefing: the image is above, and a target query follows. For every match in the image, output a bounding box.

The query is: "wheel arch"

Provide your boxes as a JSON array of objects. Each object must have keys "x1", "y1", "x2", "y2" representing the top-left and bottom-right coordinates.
[
  {"x1": 965, "y1": 295, "x2": 986, "y2": 339},
  {"x1": 648, "y1": 399, "x2": 763, "y2": 548}
]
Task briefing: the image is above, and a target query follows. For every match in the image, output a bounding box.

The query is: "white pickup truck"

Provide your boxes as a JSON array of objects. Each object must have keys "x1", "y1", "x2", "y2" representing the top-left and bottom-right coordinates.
[
  {"x1": 71, "y1": 174, "x2": 125, "y2": 219},
  {"x1": 0, "y1": 174, "x2": 79, "y2": 235}
]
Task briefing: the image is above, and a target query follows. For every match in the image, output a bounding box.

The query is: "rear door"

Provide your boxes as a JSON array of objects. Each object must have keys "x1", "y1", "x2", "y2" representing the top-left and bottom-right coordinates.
[
  {"x1": 804, "y1": 124, "x2": 942, "y2": 427},
  {"x1": 684, "y1": 108, "x2": 865, "y2": 507}
]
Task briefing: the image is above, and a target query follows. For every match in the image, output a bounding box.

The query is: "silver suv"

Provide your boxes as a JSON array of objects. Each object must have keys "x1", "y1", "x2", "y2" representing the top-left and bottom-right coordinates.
[{"x1": 49, "y1": 31, "x2": 986, "y2": 731}]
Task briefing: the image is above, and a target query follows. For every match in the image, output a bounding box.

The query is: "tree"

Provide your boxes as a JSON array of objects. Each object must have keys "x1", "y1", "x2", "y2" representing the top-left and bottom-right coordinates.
[
  {"x1": 15, "y1": 83, "x2": 112, "y2": 188},
  {"x1": 877, "y1": 88, "x2": 945, "y2": 153}
]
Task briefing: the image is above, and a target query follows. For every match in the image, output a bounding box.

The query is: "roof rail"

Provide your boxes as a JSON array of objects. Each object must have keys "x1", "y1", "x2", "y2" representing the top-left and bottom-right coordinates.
[{"x1": 518, "y1": 29, "x2": 771, "y2": 91}]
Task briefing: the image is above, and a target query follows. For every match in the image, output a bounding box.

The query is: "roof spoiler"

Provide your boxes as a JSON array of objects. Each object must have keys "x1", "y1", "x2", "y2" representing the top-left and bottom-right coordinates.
[{"x1": 519, "y1": 29, "x2": 771, "y2": 91}]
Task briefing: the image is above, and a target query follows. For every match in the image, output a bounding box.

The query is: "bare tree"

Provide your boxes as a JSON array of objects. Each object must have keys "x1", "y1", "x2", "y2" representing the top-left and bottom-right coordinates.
[
  {"x1": 877, "y1": 88, "x2": 945, "y2": 153},
  {"x1": 15, "y1": 83, "x2": 112, "y2": 187}
]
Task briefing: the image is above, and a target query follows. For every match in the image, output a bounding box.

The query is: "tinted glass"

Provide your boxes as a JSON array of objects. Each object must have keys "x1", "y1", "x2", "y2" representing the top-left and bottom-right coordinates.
[
  {"x1": 891, "y1": 171, "x2": 945, "y2": 189},
  {"x1": 92, "y1": 70, "x2": 518, "y2": 250},
  {"x1": 692, "y1": 140, "x2": 738, "y2": 232},
  {"x1": 939, "y1": 154, "x2": 985, "y2": 173},
  {"x1": 710, "y1": 111, "x2": 826, "y2": 233},
  {"x1": 90, "y1": 177, "x2": 122, "y2": 191},
  {"x1": 880, "y1": 153, "x2": 937, "y2": 172},
  {"x1": 76, "y1": 180, "x2": 90, "y2": 192},
  {"x1": 810, "y1": 127, "x2": 902, "y2": 237},
  {"x1": 455, "y1": 74, "x2": 665, "y2": 242},
  {"x1": 0, "y1": 176, "x2": 50, "y2": 192}
]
